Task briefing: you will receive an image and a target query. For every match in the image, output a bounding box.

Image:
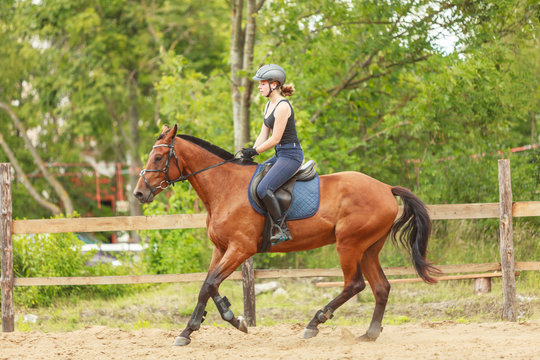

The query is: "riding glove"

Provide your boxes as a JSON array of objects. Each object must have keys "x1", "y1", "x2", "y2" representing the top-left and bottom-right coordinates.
[{"x1": 241, "y1": 147, "x2": 258, "y2": 159}]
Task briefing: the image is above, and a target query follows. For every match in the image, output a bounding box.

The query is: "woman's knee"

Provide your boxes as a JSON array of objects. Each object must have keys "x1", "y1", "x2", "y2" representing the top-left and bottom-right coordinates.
[{"x1": 256, "y1": 182, "x2": 269, "y2": 199}]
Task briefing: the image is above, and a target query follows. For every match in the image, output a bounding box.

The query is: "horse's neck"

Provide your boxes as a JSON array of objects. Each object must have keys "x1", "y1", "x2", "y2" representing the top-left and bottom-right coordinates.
[{"x1": 178, "y1": 141, "x2": 251, "y2": 212}]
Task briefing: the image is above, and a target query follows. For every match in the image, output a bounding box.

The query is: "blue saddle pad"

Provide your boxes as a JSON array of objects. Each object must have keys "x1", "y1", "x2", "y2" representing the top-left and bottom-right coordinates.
[{"x1": 248, "y1": 164, "x2": 320, "y2": 220}]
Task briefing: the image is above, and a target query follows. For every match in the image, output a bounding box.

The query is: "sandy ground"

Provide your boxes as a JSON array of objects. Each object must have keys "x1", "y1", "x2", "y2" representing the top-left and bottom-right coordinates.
[{"x1": 1, "y1": 321, "x2": 539, "y2": 360}]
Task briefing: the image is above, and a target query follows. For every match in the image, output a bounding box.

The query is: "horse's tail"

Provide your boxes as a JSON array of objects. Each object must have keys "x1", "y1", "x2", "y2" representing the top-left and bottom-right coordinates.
[{"x1": 390, "y1": 186, "x2": 441, "y2": 284}]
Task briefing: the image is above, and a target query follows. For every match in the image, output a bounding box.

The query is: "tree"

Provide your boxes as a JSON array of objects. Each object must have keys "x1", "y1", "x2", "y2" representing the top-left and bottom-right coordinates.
[
  {"x1": 251, "y1": 0, "x2": 539, "y2": 192},
  {"x1": 1, "y1": 0, "x2": 538, "y2": 221},
  {"x1": 0, "y1": 0, "x2": 73, "y2": 215},
  {"x1": 0, "y1": 132, "x2": 62, "y2": 215},
  {"x1": 230, "y1": 0, "x2": 265, "y2": 151},
  {"x1": 0, "y1": 0, "x2": 230, "y2": 221},
  {"x1": 0, "y1": 103, "x2": 71, "y2": 215}
]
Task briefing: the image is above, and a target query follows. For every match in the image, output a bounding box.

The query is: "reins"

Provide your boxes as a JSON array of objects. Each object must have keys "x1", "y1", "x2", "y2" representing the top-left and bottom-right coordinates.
[{"x1": 139, "y1": 136, "x2": 237, "y2": 195}]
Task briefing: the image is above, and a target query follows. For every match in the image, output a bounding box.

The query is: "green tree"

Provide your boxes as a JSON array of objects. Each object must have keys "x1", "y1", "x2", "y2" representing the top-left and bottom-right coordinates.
[
  {"x1": 251, "y1": 0, "x2": 539, "y2": 196},
  {"x1": 0, "y1": 0, "x2": 229, "y2": 220},
  {"x1": 0, "y1": 0, "x2": 74, "y2": 215}
]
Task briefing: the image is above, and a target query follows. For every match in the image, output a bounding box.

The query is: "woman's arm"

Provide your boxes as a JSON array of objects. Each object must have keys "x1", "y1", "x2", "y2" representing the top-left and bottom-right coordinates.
[
  {"x1": 253, "y1": 123, "x2": 271, "y2": 149},
  {"x1": 255, "y1": 102, "x2": 291, "y2": 154}
]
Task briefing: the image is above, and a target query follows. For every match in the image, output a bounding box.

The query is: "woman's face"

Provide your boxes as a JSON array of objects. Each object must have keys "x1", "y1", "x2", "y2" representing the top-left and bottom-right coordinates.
[{"x1": 258, "y1": 80, "x2": 274, "y2": 96}]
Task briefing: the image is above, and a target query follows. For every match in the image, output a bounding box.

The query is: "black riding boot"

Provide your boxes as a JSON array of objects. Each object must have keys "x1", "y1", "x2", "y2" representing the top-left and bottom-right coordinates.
[{"x1": 261, "y1": 189, "x2": 292, "y2": 243}]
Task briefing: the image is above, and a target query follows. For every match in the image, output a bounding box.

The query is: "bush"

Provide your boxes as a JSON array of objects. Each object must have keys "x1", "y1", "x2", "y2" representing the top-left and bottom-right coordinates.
[
  {"x1": 12, "y1": 227, "x2": 144, "y2": 307},
  {"x1": 13, "y1": 232, "x2": 91, "y2": 306},
  {"x1": 140, "y1": 183, "x2": 212, "y2": 274}
]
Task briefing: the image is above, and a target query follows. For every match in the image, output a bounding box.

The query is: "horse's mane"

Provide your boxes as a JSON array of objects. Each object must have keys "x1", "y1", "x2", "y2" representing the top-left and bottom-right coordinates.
[
  {"x1": 177, "y1": 134, "x2": 234, "y2": 160},
  {"x1": 176, "y1": 134, "x2": 256, "y2": 165}
]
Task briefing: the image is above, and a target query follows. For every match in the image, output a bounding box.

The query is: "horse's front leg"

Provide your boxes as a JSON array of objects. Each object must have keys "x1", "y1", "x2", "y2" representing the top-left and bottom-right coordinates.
[
  {"x1": 173, "y1": 246, "x2": 250, "y2": 346},
  {"x1": 173, "y1": 246, "x2": 223, "y2": 346},
  {"x1": 173, "y1": 279, "x2": 214, "y2": 346}
]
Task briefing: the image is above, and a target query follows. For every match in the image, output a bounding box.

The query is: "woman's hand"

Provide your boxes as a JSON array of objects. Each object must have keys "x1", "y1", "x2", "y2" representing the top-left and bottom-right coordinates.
[{"x1": 241, "y1": 147, "x2": 259, "y2": 159}]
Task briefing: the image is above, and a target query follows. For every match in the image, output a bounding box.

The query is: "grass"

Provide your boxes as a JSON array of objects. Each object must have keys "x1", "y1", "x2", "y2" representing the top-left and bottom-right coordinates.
[{"x1": 9, "y1": 271, "x2": 540, "y2": 333}]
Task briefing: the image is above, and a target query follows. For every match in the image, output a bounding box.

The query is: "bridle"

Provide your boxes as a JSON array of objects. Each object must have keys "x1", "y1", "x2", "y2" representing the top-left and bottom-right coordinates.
[{"x1": 139, "y1": 135, "x2": 237, "y2": 196}]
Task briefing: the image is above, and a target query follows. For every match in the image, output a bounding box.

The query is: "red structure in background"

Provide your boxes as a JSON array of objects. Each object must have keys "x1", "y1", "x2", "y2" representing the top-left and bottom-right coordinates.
[
  {"x1": 90, "y1": 163, "x2": 126, "y2": 212},
  {"x1": 28, "y1": 162, "x2": 138, "y2": 242}
]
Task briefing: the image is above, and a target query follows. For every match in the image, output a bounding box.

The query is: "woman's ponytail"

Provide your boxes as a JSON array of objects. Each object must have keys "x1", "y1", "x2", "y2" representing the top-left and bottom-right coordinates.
[{"x1": 280, "y1": 84, "x2": 295, "y2": 97}]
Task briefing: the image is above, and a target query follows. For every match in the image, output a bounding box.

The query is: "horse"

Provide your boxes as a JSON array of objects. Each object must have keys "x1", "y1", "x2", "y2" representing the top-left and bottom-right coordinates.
[{"x1": 133, "y1": 124, "x2": 439, "y2": 346}]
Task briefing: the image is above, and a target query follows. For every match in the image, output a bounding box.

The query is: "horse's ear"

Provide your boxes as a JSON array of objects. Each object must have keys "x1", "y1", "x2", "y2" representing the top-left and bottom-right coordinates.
[
  {"x1": 171, "y1": 124, "x2": 178, "y2": 138},
  {"x1": 161, "y1": 124, "x2": 170, "y2": 134}
]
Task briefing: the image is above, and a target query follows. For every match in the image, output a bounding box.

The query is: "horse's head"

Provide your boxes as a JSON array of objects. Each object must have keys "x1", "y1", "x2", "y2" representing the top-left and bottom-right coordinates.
[{"x1": 133, "y1": 124, "x2": 182, "y2": 203}]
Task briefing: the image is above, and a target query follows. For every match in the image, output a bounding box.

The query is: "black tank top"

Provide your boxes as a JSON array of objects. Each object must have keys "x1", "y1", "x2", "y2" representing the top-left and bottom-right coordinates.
[{"x1": 263, "y1": 99, "x2": 300, "y2": 145}]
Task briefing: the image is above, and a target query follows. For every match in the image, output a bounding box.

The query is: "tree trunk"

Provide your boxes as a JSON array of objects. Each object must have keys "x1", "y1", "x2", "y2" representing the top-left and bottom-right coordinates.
[
  {"x1": 230, "y1": 0, "x2": 262, "y2": 150},
  {"x1": 0, "y1": 102, "x2": 73, "y2": 215},
  {"x1": 230, "y1": 0, "x2": 246, "y2": 150},
  {"x1": 239, "y1": 0, "x2": 257, "y2": 147},
  {"x1": 230, "y1": 0, "x2": 263, "y2": 328}
]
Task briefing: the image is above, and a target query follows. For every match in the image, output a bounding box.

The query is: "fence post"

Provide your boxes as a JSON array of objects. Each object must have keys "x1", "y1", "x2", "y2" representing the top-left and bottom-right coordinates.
[
  {"x1": 1, "y1": 163, "x2": 15, "y2": 332},
  {"x1": 242, "y1": 257, "x2": 256, "y2": 326},
  {"x1": 498, "y1": 159, "x2": 516, "y2": 321}
]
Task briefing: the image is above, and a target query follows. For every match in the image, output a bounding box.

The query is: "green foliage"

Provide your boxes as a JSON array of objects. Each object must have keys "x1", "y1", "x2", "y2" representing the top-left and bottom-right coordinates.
[
  {"x1": 2, "y1": 0, "x2": 538, "y2": 214},
  {"x1": 254, "y1": 0, "x2": 540, "y2": 204},
  {"x1": 136, "y1": 49, "x2": 234, "y2": 275},
  {"x1": 154, "y1": 51, "x2": 233, "y2": 146},
  {"x1": 140, "y1": 184, "x2": 213, "y2": 274},
  {"x1": 12, "y1": 214, "x2": 144, "y2": 307},
  {"x1": 511, "y1": 151, "x2": 540, "y2": 202},
  {"x1": 0, "y1": 0, "x2": 231, "y2": 219},
  {"x1": 14, "y1": 233, "x2": 91, "y2": 282},
  {"x1": 13, "y1": 233, "x2": 113, "y2": 307}
]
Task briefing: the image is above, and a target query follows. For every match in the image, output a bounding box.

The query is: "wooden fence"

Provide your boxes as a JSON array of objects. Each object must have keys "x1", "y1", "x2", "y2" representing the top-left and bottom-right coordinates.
[{"x1": 2, "y1": 160, "x2": 540, "y2": 332}]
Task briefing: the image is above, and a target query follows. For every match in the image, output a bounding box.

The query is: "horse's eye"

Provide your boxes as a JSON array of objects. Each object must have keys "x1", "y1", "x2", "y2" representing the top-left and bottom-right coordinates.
[{"x1": 155, "y1": 156, "x2": 163, "y2": 162}]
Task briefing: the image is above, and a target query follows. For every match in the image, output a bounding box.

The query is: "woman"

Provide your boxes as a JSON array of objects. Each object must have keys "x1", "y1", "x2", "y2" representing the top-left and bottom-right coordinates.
[{"x1": 241, "y1": 64, "x2": 304, "y2": 243}]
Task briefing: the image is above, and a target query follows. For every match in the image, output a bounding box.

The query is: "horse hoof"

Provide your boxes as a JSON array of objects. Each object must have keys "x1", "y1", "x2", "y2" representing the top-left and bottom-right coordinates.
[
  {"x1": 173, "y1": 336, "x2": 191, "y2": 346},
  {"x1": 237, "y1": 316, "x2": 248, "y2": 333},
  {"x1": 358, "y1": 333, "x2": 378, "y2": 342},
  {"x1": 303, "y1": 328, "x2": 319, "y2": 339}
]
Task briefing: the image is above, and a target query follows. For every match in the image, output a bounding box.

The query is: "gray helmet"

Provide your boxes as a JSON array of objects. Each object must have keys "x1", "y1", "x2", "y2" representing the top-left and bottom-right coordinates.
[{"x1": 252, "y1": 64, "x2": 286, "y2": 85}]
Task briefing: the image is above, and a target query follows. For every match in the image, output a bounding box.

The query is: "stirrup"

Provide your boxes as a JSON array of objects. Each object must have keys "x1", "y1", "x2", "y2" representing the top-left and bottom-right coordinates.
[{"x1": 271, "y1": 224, "x2": 292, "y2": 244}]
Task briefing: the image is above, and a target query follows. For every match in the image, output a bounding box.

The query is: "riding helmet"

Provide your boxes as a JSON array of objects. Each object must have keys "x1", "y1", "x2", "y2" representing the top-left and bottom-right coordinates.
[{"x1": 252, "y1": 64, "x2": 286, "y2": 86}]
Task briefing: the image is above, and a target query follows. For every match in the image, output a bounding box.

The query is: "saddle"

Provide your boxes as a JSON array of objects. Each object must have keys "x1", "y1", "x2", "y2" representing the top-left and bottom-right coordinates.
[
  {"x1": 249, "y1": 160, "x2": 317, "y2": 252},
  {"x1": 249, "y1": 160, "x2": 316, "y2": 212}
]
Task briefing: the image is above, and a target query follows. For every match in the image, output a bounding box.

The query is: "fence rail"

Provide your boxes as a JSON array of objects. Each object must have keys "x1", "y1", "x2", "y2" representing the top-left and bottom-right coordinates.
[
  {"x1": 12, "y1": 213, "x2": 208, "y2": 234},
  {"x1": 11, "y1": 262, "x2": 540, "y2": 287},
  {"x1": 1, "y1": 160, "x2": 540, "y2": 332},
  {"x1": 11, "y1": 202, "x2": 540, "y2": 235}
]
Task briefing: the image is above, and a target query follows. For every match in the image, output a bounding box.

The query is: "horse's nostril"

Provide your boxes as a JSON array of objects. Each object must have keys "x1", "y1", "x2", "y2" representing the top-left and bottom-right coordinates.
[{"x1": 134, "y1": 191, "x2": 143, "y2": 199}]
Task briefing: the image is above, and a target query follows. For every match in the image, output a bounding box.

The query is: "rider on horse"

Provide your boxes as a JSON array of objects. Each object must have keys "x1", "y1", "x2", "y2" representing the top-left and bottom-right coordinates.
[{"x1": 241, "y1": 64, "x2": 304, "y2": 243}]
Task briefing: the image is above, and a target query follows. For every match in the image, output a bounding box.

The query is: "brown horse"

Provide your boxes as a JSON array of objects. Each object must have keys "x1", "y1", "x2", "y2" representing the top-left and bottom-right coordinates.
[{"x1": 133, "y1": 124, "x2": 439, "y2": 346}]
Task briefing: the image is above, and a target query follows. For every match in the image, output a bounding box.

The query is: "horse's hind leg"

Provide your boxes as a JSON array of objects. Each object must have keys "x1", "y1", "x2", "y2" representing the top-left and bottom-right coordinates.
[
  {"x1": 358, "y1": 235, "x2": 391, "y2": 341},
  {"x1": 304, "y1": 245, "x2": 367, "y2": 339}
]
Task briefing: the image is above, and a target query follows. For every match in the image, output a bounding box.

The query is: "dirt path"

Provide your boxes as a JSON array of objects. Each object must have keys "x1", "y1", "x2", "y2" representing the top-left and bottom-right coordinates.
[{"x1": 1, "y1": 321, "x2": 539, "y2": 359}]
